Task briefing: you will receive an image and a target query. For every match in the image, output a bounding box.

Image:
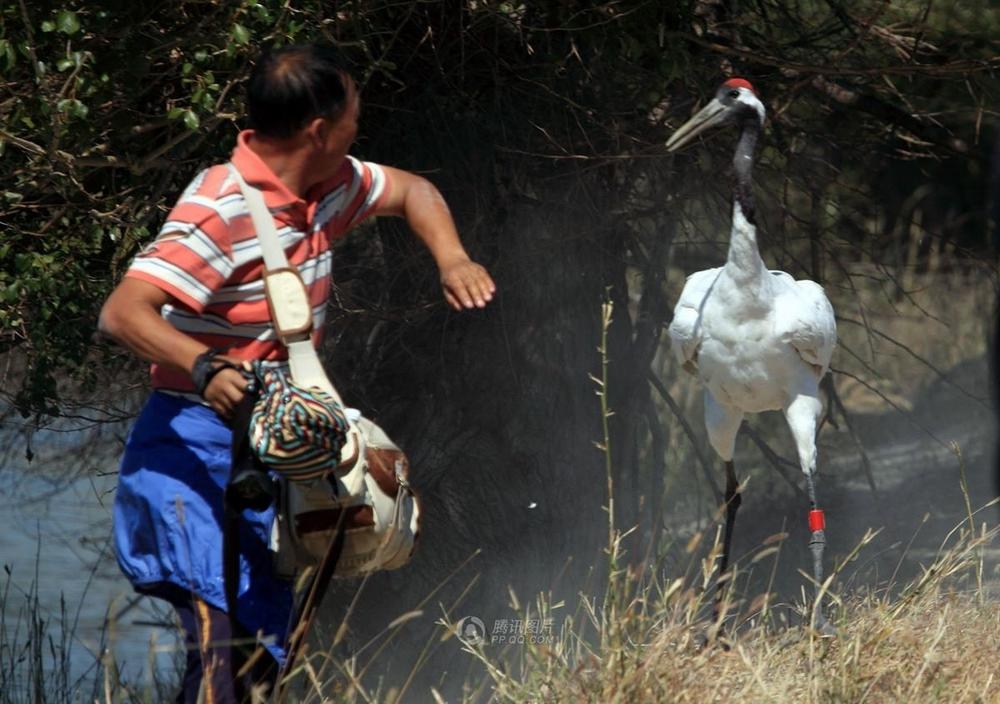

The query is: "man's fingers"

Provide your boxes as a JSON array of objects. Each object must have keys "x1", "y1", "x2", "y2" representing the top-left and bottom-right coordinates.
[
  {"x1": 205, "y1": 368, "x2": 249, "y2": 418},
  {"x1": 442, "y1": 263, "x2": 496, "y2": 309},
  {"x1": 471, "y1": 274, "x2": 495, "y2": 306},
  {"x1": 443, "y1": 288, "x2": 463, "y2": 311},
  {"x1": 449, "y1": 280, "x2": 481, "y2": 309},
  {"x1": 465, "y1": 272, "x2": 494, "y2": 308}
]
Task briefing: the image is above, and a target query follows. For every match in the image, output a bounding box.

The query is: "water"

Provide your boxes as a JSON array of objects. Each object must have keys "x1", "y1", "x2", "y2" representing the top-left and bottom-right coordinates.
[{"x1": 1, "y1": 406, "x2": 182, "y2": 695}]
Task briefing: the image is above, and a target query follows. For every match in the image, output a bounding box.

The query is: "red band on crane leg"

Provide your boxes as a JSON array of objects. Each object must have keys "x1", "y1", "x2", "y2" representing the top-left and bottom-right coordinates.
[{"x1": 809, "y1": 509, "x2": 826, "y2": 532}]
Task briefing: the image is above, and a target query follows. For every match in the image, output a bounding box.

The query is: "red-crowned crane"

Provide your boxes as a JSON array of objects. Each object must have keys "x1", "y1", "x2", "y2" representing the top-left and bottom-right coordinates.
[{"x1": 666, "y1": 78, "x2": 837, "y2": 636}]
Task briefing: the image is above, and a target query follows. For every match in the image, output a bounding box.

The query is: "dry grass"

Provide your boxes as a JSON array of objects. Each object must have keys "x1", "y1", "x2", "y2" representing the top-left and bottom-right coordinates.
[
  {"x1": 645, "y1": 595, "x2": 999, "y2": 704},
  {"x1": 428, "y1": 516, "x2": 999, "y2": 704},
  {"x1": 14, "y1": 515, "x2": 992, "y2": 703}
]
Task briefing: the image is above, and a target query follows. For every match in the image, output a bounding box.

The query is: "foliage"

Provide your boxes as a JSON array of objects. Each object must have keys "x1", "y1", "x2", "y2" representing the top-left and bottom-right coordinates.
[{"x1": 1, "y1": 0, "x2": 996, "y2": 418}]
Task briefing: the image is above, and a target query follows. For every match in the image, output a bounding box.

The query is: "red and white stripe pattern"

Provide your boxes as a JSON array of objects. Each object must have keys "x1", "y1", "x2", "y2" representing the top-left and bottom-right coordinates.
[{"x1": 126, "y1": 131, "x2": 388, "y2": 392}]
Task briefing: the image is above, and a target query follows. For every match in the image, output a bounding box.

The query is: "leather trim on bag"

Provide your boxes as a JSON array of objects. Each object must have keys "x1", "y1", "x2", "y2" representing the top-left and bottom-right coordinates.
[
  {"x1": 295, "y1": 505, "x2": 374, "y2": 533},
  {"x1": 366, "y1": 448, "x2": 407, "y2": 498}
]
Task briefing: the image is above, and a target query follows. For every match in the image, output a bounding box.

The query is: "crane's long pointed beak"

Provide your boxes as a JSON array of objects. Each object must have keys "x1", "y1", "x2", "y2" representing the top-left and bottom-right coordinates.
[{"x1": 665, "y1": 98, "x2": 730, "y2": 152}]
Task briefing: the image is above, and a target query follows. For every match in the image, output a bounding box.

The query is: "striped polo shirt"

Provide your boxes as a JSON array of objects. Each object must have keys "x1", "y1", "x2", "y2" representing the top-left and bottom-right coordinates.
[{"x1": 126, "y1": 130, "x2": 388, "y2": 392}]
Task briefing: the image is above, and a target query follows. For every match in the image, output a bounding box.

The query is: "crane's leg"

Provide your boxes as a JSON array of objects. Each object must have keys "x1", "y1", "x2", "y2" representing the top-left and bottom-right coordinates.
[
  {"x1": 784, "y1": 391, "x2": 836, "y2": 636},
  {"x1": 705, "y1": 395, "x2": 744, "y2": 625},
  {"x1": 717, "y1": 460, "x2": 741, "y2": 614}
]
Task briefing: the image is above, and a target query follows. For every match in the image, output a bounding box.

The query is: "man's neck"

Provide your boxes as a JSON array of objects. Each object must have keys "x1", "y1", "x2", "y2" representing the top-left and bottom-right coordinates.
[{"x1": 246, "y1": 132, "x2": 314, "y2": 198}]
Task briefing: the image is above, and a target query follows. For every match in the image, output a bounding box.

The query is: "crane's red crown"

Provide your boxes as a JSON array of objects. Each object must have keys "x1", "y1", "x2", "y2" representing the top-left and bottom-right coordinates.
[{"x1": 723, "y1": 77, "x2": 757, "y2": 95}]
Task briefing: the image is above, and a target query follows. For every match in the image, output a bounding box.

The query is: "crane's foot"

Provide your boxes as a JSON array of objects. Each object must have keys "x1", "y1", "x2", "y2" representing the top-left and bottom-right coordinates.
[
  {"x1": 692, "y1": 627, "x2": 710, "y2": 652},
  {"x1": 691, "y1": 624, "x2": 733, "y2": 652},
  {"x1": 812, "y1": 610, "x2": 838, "y2": 638}
]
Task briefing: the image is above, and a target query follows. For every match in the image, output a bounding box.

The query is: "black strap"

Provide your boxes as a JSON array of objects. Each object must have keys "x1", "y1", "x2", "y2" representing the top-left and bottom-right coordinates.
[
  {"x1": 276, "y1": 512, "x2": 347, "y2": 701},
  {"x1": 223, "y1": 389, "x2": 268, "y2": 689},
  {"x1": 224, "y1": 385, "x2": 261, "y2": 617},
  {"x1": 192, "y1": 348, "x2": 244, "y2": 397},
  {"x1": 226, "y1": 382, "x2": 346, "y2": 701}
]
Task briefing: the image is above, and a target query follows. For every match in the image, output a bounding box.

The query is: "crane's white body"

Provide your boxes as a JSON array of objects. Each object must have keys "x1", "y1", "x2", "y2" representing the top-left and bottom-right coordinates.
[{"x1": 669, "y1": 203, "x2": 836, "y2": 469}]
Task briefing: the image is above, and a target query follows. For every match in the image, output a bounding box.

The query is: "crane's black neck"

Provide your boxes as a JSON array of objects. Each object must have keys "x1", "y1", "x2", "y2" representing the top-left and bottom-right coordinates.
[
  {"x1": 724, "y1": 114, "x2": 766, "y2": 284},
  {"x1": 732, "y1": 117, "x2": 760, "y2": 223}
]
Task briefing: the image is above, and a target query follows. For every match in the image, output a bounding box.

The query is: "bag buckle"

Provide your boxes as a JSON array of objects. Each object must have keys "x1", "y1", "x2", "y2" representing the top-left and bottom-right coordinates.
[{"x1": 264, "y1": 268, "x2": 314, "y2": 343}]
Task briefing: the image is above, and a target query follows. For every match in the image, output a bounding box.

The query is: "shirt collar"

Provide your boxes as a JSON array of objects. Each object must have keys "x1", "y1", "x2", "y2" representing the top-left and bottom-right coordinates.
[{"x1": 230, "y1": 130, "x2": 304, "y2": 212}]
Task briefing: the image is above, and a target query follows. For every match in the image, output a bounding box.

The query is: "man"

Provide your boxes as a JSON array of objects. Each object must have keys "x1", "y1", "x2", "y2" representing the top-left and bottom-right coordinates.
[{"x1": 99, "y1": 43, "x2": 495, "y2": 703}]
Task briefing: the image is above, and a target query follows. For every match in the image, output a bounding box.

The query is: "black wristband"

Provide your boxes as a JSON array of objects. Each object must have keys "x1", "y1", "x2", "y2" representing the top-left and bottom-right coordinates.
[{"x1": 191, "y1": 348, "x2": 241, "y2": 397}]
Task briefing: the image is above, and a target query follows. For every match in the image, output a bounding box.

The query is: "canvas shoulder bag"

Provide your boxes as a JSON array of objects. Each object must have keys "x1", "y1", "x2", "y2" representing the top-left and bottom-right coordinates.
[{"x1": 227, "y1": 164, "x2": 421, "y2": 580}]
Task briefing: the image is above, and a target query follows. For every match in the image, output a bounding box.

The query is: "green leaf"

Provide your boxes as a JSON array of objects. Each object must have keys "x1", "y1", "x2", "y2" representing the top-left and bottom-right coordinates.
[
  {"x1": 56, "y1": 10, "x2": 81, "y2": 35},
  {"x1": 251, "y1": 3, "x2": 271, "y2": 22},
  {"x1": 56, "y1": 99, "x2": 88, "y2": 119},
  {"x1": 182, "y1": 110, "x2": 200, "y2": 131},
  {"x1": 231, "y1": 23, "x2": 250, "y2": 45},
  {"x1": 0, "y1": 40, "x2": 13, "y2": 72}
]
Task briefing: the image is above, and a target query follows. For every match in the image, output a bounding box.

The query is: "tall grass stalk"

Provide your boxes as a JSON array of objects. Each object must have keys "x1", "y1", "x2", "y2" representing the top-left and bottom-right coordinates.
[
  {"x1": 590, "y1": 297, "x2": 630, "y2": 664},
  {"x1": 593, "y1": 297, "x2": 616, "y2": 556}
]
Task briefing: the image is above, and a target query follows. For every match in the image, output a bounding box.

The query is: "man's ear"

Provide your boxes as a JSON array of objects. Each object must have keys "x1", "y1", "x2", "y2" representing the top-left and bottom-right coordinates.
[{"x1": 304, "y1": 117, "x2": 326, "y2": 146}]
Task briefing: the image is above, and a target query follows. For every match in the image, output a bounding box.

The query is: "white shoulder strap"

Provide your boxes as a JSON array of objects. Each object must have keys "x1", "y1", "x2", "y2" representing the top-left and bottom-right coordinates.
[
  {"x1": 228, "y1": 163, "x2": 288, "y2": 270},
  {"x1": 227, "y1": 163, "x2": 350, "y2": 412}
]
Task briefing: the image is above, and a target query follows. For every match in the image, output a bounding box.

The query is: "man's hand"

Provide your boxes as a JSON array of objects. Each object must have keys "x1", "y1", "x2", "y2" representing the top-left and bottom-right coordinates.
[
  {"x1": 202, "y1": 359, "x2": 252, "y2": 420},
  {"x1": 375, "y1": 167, "x2": 498, "y2": 311},
  {"x1": 440, "y1": 259, "x2": 496, "y2": 310}
]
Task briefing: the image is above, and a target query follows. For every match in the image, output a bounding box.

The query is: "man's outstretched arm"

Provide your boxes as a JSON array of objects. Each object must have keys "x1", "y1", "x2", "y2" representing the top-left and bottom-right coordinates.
[{"x1": 376, "y1": 166, "x2": 496, "y2": 311}]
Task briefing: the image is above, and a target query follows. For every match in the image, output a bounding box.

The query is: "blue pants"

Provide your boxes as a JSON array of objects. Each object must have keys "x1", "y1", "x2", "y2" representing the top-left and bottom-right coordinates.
[{"x1": 114, "y1": 392, "x2": 293, "y2": 666}]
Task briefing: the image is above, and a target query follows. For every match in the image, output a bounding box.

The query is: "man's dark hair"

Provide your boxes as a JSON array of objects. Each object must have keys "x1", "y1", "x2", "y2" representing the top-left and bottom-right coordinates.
[{"x1": 247, "y1": 43, "x2": 350, "y2": 139}]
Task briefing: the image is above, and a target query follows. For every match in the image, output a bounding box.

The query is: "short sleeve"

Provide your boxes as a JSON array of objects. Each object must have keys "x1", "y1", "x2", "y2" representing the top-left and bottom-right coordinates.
[
  {"x1": 125, "y1": 169, "x2": 235, "y2": 313},
  {"x1": 324, "y1": 156, "x2": 390, "y2": 236}
]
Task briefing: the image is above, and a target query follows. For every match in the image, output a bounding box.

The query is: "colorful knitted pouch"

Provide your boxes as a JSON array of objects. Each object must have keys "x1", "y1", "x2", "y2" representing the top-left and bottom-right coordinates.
[{"x1": 248, "y1": 362, "x2": 350, "y2": 480}]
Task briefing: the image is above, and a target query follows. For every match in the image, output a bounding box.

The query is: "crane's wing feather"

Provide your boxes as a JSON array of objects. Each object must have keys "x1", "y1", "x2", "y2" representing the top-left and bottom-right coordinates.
[
  {"x1": 771, "y1": 273, "x2": 837, "y2": 372},
  {"x1": 668, "y1": 267, "x2": 723, "y2": 374}
]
